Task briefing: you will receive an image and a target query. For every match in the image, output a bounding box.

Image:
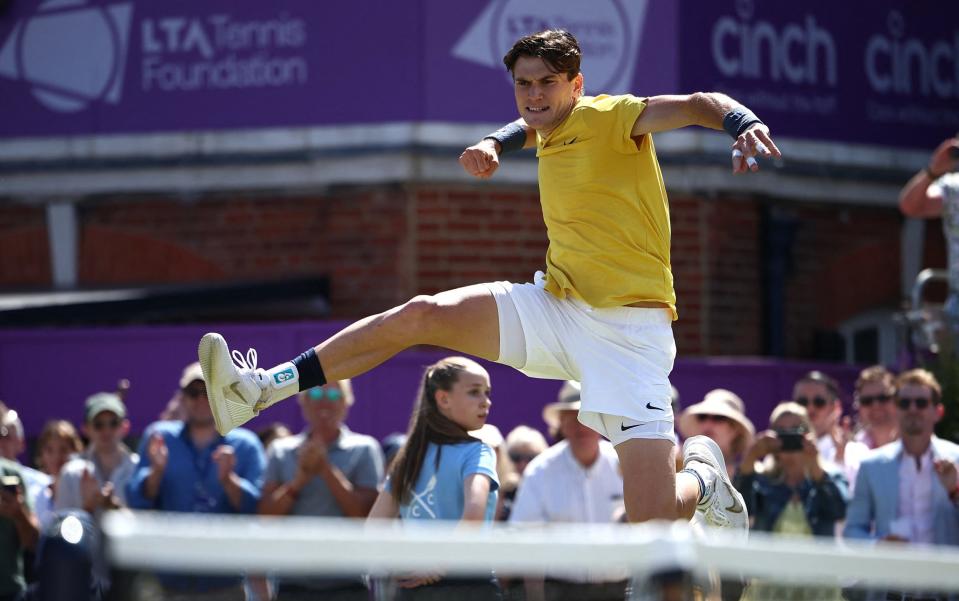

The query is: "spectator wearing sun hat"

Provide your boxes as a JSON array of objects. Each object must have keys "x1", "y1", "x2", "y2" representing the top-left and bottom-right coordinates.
[
  {"x1": 55, "y1": 392, "x2": 138, "y2": 517},
  {"x1": 678, "y1": 389, "x2": 755, "y2": 478},
  {"x1": 510, "y1": 381, "x2": 627, "y2": 600}
]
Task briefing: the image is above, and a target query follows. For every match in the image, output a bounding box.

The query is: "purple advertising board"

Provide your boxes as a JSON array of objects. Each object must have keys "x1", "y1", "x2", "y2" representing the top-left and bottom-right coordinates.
[
  {"x1": 679, "y1": 0, "x2": 958, "y2": 149},
  {"x1": 1, "y1": 0, "x2": 952, "y2": 147}
]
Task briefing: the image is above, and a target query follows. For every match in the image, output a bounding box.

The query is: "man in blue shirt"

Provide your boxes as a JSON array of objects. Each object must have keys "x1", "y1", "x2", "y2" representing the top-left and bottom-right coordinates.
[{"x1": 127, "y1": 362, "x2": 265, "y2": 600}]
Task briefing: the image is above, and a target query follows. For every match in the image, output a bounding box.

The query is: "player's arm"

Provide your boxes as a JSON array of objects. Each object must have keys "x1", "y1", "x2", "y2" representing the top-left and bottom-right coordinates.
[
  {"x1": 631, "y1": 92, "x2": 781, "y2": 174},
  {"x1": 900, "y1": 137, "x2": 957, "y2": 217},
  {"x1": 459, "y1": 120, "x2": 536, "y2": 179}
]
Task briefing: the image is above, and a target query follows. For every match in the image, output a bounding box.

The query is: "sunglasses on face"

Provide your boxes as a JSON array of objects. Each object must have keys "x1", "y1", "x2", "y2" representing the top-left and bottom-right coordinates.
[
  {"x1": 858, "y1": 394, "x2": 892, "y2": 407},
  {"x1": 897, "y1": 396, "x2": 933, "y2": 410},
  {"x1": 306, "y1": 387, "x2": 344, "y2": 403},
  {"x1": 183, "y1": 385, "x2": 207, "y2": 398},
  {"x1": 509, "y1": 452, "x2": 537, "y2": 464},
  {"x1": 695, "y1": 414, "x2": 731, "y2": 424},
  {"x1": 91, "y1": 417, "x2": 121, "y2": 431},
  {"x1": 794, "y1": 396, "x2": 831, "y2": 409}
]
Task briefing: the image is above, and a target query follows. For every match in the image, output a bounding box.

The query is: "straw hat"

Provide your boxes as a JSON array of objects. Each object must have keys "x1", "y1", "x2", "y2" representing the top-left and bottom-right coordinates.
[
  {"x1": 678, "y1": 388, "x2": 755, "y2": 446},
  {"x1": 542, "y1": 381, "x2": 582, "y2": 430}
]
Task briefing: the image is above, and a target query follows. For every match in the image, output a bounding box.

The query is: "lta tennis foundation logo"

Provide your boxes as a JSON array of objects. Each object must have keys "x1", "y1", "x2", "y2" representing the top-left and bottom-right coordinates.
[{"x1": 0, "y1": 0, "x2": 133, "y2": 113}]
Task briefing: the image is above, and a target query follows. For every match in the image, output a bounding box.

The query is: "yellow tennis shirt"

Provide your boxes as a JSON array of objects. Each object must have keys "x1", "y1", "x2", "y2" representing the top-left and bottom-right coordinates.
[{"x1": 536, "y1": 94, "x2": 677, "y2": 318}]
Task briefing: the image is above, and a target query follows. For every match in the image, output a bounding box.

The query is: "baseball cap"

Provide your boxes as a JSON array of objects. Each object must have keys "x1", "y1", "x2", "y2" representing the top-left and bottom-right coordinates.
[
  {"x1": 179, "y1": 362, "x2": 204, "y2": 389},
  {"x1": 84, "y1": 392, "x2": 126, "y2": 422}
]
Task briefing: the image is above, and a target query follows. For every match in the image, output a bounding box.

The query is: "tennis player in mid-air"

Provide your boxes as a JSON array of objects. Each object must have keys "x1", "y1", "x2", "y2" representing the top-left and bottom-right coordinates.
[{"x1": 197, "y1": 29, "x2": 779, "y2": 535}]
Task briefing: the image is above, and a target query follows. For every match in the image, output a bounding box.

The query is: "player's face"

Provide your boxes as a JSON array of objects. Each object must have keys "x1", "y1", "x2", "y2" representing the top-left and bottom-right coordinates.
[
  {"x1": 512, "y1": 56, "x2": 583, "y2": 135},
  {"x1": 436, "y1": 365, "x2": 492, "y2": 432}
]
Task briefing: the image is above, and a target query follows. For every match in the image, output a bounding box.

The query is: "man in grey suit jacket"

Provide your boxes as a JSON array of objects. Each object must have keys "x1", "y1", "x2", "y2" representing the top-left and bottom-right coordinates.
[{"x1": 845, "y1": 369, "x2": 959, "y2": 601}]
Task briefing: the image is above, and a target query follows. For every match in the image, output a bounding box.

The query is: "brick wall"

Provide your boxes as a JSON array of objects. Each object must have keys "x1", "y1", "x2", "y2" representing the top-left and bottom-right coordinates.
[
  {"x1": 75, "y1": 189, "x2": 411, "y2": 317},
  {"x1": 780, "y1": 203, "x2": 904, "y2": 358},
  {"x1": 0, "y1": 202, "x2": 50, "y2": 287},
  {"x1": 0, "y1": 187, "x2": 921, "y2": 359}
]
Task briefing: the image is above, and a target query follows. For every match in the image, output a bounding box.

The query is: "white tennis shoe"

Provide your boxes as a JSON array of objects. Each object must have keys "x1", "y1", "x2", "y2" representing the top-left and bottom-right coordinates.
[
  {"x1": 198, "y1": 333, "x2": 269, "y2": 435},
  {"x1": 682, "y1": 435, "x2": 748, "y2": 536}
]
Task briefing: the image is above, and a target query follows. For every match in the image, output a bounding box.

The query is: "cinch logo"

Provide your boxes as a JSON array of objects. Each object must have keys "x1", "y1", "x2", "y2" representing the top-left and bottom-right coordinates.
[
  {"x1": 866, "y1": 11, "x2": 959, "y2": 98},
  {"x1": 273, "y1": 369, "x2": 295, "y2": 385},
  {"x1": 710, "y1": 0, "x2": 837, "y2": 86},
  {"x1": 0, "y1": 0, "x2": 133, "y2": 113},
  {"x1": 452, "y1": 0, "x2": 647, "y2": 94}
]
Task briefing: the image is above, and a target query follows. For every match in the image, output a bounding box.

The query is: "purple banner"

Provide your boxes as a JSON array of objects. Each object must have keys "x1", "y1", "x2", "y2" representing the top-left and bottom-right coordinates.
[
  {"x1": 0, "y1": 0, "x2": 674, "y2": 137},
  {"x1": 2, "y1": 0, "x2": 950, "y2": 147},
  {"x1": 680, "y1": 0, "x2": 957, "y2": 149}
]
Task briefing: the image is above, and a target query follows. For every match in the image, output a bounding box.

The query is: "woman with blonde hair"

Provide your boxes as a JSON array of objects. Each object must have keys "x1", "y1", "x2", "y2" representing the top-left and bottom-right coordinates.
[{"x1": 735, "y1": 402, "x2": 849, "y2": 601}]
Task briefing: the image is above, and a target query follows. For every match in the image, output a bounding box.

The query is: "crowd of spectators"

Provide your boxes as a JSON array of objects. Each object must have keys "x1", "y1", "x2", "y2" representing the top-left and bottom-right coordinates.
[{"x1": 0, "y1": 360, "x2": 956, "y2": 601}]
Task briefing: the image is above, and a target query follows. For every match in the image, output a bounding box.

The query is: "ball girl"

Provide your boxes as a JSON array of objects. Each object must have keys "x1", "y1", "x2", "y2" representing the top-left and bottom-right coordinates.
[{"x1": 368, "y1": 356, "x2": 501, "y2": 600}]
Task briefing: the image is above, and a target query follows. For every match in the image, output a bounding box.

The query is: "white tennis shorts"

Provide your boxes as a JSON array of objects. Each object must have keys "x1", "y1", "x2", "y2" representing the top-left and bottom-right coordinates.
[{"x1": 485, "y1": 271, "x2": 676, "y2": 444}]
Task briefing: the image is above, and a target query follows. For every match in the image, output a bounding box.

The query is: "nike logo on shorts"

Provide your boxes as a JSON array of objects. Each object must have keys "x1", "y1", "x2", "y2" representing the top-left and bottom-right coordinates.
[
  {"x1": 646, "y1": 402, "x2": 664, "y2": 411},
  {"x1": 620, "y1": 422, "x2": 641, "y2": 432}
]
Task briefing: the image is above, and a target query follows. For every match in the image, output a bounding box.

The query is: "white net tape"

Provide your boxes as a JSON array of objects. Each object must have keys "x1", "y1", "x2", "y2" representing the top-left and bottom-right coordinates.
[{"x1": 103, "y1": 511, "x2": 959, "y2": 591}]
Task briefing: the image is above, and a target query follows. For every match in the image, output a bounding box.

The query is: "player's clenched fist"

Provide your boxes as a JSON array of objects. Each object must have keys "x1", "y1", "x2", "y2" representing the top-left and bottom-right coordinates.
[{"x1": 459, "y1": 140, "x2": 500, "y2": 179}]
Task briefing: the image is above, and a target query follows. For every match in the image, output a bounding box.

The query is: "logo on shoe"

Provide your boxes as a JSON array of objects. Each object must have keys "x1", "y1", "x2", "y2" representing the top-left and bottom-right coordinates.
[
  {"x1": 273, "y1": 368, "x2": 296, "y2": 385},
  {"x1": 724, "y1": 485, "x2": 745, "y2": 514}
]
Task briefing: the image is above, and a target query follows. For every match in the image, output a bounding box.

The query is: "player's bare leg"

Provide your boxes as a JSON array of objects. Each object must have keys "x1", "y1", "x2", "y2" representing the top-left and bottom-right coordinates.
[
  {"x1": 314, "y1": 285, "x2": 500, "y2": 381},
  {"x1": 199, "y1": 284, "x2": 499, "y2": 434}
]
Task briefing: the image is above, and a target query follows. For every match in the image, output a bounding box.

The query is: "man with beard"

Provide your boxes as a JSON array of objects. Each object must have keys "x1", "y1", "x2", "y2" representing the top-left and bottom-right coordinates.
[
  {"x1": 845, "y1": 369, "x2": 959, "y2": 600},
  {"x1": 845, "y1": 368, "x2": 959, "y2": 544},
  {"x1": 126, "y1": 362, "x2": 265, "y2": 601}
]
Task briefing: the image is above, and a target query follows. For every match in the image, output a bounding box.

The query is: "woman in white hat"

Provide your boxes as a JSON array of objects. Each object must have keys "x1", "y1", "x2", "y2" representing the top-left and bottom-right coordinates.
[{"x1": 678, "y1": 389, "x2": 755, "y2": 478}]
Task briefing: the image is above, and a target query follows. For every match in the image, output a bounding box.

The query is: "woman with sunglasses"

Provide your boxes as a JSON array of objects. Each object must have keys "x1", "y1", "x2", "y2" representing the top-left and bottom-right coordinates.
[
  {"x1": 54, "y1": 392, "x2": 136, "y2": 518},
  {"x1": 735, "y1": 402, "x2": 849, "y2": 601},
  {"x1": 678, "y1": 389, "x2": 755, "y2": 478},
  {"x1": 792, "y1": 370, "x2": 870, "y2": 492}
]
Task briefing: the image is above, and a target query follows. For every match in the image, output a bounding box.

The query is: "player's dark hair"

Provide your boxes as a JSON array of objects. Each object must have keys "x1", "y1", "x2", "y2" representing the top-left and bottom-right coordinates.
[
  {"x1": 503, "y1": 29, "x2": 581, "y2": 81},
  {"x1": 388, "y1": 357, "x2": 479, "y2": 506}
]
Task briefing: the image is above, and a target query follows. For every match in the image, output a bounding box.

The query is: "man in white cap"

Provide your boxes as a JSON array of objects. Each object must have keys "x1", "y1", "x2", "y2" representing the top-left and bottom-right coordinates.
[
  {"x1": 679, "y1": 389, "x2": 754, "y2": 478},
  {"x1": 55, "y1": 392, "x2": 138, "y2": 515},
  {"x1": 510, "y1": 381, "x2": 627, "y2": 601},
  {"x1": 126, "y1": 362, "x2": 265, "y2": 601}
]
